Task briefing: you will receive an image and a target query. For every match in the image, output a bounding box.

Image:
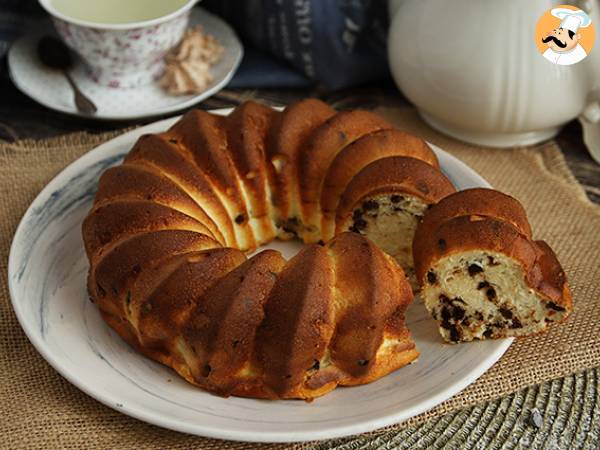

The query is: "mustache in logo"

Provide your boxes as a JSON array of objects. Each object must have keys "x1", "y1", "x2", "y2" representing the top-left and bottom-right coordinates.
[{"x1": 542, "y1": 35, "x2": 567, "y2": 48}]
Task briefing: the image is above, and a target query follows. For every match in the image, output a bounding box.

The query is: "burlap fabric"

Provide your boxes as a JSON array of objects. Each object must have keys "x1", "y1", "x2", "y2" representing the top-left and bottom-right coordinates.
[{"x1": 1, "y1": 107, "x2": 599, "y2": 449}]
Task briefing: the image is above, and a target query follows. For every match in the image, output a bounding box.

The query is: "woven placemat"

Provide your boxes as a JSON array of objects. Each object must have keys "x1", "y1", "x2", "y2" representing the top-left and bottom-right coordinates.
[{"x1": 1, "y1": 107, "x2": 599, "y2": 449}]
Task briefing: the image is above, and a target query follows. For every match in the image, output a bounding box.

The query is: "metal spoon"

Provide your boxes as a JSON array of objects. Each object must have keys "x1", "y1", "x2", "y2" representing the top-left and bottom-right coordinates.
[{"x1": 37, "y1": 36, "x2": 98, "y2": 115}]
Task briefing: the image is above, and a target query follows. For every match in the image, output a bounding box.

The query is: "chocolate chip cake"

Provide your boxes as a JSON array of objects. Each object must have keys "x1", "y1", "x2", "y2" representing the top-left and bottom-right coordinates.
[{"x1": 413, "y1": 188, "x2": 572, "y2": 343}]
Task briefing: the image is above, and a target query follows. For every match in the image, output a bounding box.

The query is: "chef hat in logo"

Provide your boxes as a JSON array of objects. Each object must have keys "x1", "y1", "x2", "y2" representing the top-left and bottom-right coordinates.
[{"x1": 551, "y1": 7, "x2": 592, "y2": 33}]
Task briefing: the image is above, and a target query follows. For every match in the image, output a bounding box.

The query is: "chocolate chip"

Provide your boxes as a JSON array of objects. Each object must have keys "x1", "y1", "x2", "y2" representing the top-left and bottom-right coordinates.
[
  {"x1": 310, "y1": 359, "x2": 320, "y2": 371},
  {"x1": 363, "y1": 200, "x2": 379, "y2": 211},
  {"x1": 201, "y1": 364, "x2": 212, "y2": 377},
  {"x1": 449, "y1": 326, "x2": 461, "y2": 342},
  {"x1": 453, "y1": 306, "x2": 465, "y2": 321},
  {"x1": 453, "y1": 297, "x2": 466, "y2": 304},
  {"x1": 547, "y1": 302, "x2": 566, "y2": 312},
  {"x1": 317, "y1": 240, "x2": 325, "y2": 246},
  {"x1": 393, "y1": 207, "x2": 402, "y2": 211},
  {"x1": 483, "y1": 328, "x2": 493, "y2": 338},
  {"x1": 235, "y1": 214, "x2": 245, "y2": 224},
  {"x1": 439, "y1": 294, "x2": 451, "y2": 304},
  {"x1": 352, "y1": 209, "x2": 363, "y2": 219},
  {"x1": 438, "y1": 239, "x2": 447, "y2": 250},
  {"x1": 357, "y1": 359, "x2": 369, "y2": 366},
  {"x1": 441, "y1": 306, "x2": 452, "y2": 322},
  {"x1": 486, "y1": 288, "x2": 497, "y2": 300},
  {"x1": 475, "y1": 311, "x2": 484, "y2": 321},
  {"x1": 511, "y1": 317, "x2": 522, "y2": 328},
  {"x1": 477, "y1": 281, "x2": 490, "y2": 290},
  {"x1": 126, "y1": 291, "x2": 131, "y2": 305},
  {"x1": 468, "y1": 264, "x2": 484, "y2": 276},
  {"x1": 499, "y1": 307, "x2": 513, "y2": 319},
  {"x1": 488, "y1": 256, "x2": 499, "y2": 266},
  {"x1": 427, "y1": 271, "x2": 437, "y2": 284},
  {"x1": 96, "y1": 284, "x2": 106, "y2": 298},
  {"x1": 232, "y1": 340, "x2": 240, "y2": 348},
  {"x1": 390, "y1": 195, "x2": 402, "y2": 203},
  {"x1": 353, "y1": 217, "x2": 367, "y2": 230}
]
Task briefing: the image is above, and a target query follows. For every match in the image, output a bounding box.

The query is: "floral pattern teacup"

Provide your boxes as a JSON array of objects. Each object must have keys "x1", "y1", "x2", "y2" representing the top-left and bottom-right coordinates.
[{"x1": 39, "y1": 0, "x2": 197, "y2": 88}]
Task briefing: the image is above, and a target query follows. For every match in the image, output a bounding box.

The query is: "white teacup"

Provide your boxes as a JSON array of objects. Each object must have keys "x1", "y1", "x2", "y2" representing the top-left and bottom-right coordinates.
[{"x1": 39, "y1": 0, "x2": 198, "y2": 88}]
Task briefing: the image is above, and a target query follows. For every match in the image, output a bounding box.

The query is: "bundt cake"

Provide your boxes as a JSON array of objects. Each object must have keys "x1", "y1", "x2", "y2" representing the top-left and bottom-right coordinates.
[
  {"x1": 412, "y1": 188, "x2": 572, "y2": 343},
  {"x1": 84, "y1": 98, "x2": 456, "y2": 400}
]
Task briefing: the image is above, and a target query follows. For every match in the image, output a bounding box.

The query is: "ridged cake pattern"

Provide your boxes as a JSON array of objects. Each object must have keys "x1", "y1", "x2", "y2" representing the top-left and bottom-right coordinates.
[{"x1": 82, "y1": 99, "x2": 455, "y2": 399}]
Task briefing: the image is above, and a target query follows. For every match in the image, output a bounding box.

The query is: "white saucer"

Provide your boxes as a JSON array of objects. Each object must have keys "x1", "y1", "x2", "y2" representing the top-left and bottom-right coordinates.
[
  {"x1": 8, "y1": 109, "x2": 512, "y2": 443},
  {"x1": 7, "y1": 9, "x2": 243, "y2": 121}
]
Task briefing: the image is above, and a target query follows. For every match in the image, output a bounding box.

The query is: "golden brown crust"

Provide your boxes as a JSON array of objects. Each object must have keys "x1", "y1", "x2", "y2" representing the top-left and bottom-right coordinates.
[
  {"x1": 413, "y1": 216, "x2": 538, "y2": 286},
  {"x1": 82, "y1": 200, "x2": 215, "y2": 258},
  {"x1": 266, "y1": 98, "x2": 336, "y2": 223},
  {"x1": 224, "y1": 101, "x2": 279, "y2": 243},
  {"x1": 335, "y1": 156, "x2": 456, "y2": 234},
  {"x1": 327, "y1": 233, "x2": 417, "y2": 384},
  {"x1": 321, "y1": 128, "x2": 438, "y2": 214},
  {"x1": 255, "y1": 244, "x2": 336, "y2": 398},
  {"x1": 297, "y1": 110, "x2": 393, "y2": 239},
  {"x1": 170, "y1": 110, "x2": 257, "y2": 250},
  {"x1": 531, "y1": 240, "x2": 572, "y2": 311},
  {"x1": 94, "y1": 163, "x2": 225, "y2": 245},
  {"x1": 89, "y1": 230, "x2": 219, "y2": 332},
  {"x1": 136, "y1": 248, "x2": 246, "y2": 353},
  {"x1": 417, "y1": 188, "x2": 533, "y2": 241},
  {"x1": 124, "y1": 133, "x2": 238, "y2": 247},
  {"x1": 183, "y1": 250, "x2": 286, "y2": 396}
]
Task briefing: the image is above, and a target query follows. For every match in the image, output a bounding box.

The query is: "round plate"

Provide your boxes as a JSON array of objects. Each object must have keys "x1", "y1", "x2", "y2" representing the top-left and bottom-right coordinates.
[
  {"x1": 8, "y1": 110, "x2": 512, "y2": 443},
  {"x1": 7, "y1": 9, "x2": 242, "y2": 121}
]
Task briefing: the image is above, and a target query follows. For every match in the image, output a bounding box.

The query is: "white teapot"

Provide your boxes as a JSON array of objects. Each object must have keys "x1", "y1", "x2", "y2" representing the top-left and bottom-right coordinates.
[{"x1": 388, "y1": 0, "x2": 600, "y2": 161}]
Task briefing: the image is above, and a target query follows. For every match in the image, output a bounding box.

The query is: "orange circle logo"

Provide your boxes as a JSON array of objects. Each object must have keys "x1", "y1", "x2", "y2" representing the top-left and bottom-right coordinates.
[{"x1": 535, "y1": 4, "x2": 595, "y2": 65}]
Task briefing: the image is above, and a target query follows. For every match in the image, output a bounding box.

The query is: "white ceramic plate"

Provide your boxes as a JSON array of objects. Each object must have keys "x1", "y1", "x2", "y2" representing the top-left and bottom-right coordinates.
[
  {"x1": 7, "y1": 9, "x2": 242, "y2": 121},
  {"x1": 8, "y1": 109, "x2": 512, "y2": 443}
]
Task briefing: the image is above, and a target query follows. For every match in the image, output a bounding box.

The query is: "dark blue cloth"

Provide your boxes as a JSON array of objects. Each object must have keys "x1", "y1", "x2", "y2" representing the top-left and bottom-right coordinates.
[
  {"x1": 204, "y1": 0, "x2": 390, "y2": 90},
  {"x1": 228, "y1": 46, "x2": 312, "y2": 89}
]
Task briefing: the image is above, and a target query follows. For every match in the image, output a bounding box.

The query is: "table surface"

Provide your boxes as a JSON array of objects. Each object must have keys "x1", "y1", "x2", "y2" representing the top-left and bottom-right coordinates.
[
  {"x1": 1, "y1": 62, "x2": 599, "y2": 208},
  {"x1": 2, "y1": 62, "x2": 599, "y2": 449}
]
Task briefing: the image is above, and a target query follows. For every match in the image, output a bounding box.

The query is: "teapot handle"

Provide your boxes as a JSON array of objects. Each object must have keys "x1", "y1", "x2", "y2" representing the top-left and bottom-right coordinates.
[{"x1": 579, "y1": 102, "x2": 600, "y2": 164}]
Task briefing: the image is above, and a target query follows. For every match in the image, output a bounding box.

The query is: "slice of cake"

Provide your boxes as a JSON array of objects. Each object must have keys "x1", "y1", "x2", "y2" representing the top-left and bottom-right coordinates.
[{"x1": 413, "y1": 189, "x2": 572, "y2": 343}]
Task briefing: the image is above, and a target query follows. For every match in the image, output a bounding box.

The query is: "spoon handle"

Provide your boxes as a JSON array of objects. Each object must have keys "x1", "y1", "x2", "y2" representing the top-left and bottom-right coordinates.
[{"x1": 64, "y1": 71, "x2": 98, "y2": 115}]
